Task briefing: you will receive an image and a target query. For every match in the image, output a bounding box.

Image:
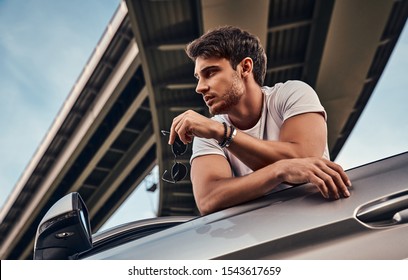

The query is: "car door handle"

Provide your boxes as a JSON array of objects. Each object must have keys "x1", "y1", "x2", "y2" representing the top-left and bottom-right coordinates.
[
  {"x1": 393, "y1": 208, "x2": 408, "y2": 224},
  {"x1": 356, "y1": 193, "x2": 408, "y2": 226}
]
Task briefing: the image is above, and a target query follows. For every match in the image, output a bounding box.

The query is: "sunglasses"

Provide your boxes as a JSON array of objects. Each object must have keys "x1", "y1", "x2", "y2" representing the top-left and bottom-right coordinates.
[{"x1": 161, "y1": 130, "x2": 188, "y2": 183}]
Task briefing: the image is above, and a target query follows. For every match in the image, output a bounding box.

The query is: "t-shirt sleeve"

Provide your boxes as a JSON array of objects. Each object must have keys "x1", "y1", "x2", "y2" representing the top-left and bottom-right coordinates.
[
  {"x1": 190, "y1": 136, "x2": 226, "y2": 164},
  {"x1": 275, "y1": 80, "x2": 327, "y2": 121}
]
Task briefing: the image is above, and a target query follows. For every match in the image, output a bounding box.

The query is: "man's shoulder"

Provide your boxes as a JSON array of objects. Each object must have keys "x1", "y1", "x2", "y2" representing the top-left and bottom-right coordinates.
[
  {"x1": 263, "y1": 80, "x2": 315, "y2": 98},
  {"x1": 282, "y1": 80, "x2": 313, "y2": 90},
  {"x1": 263, "y1": 80, "x2": 310, "y2": 90}
]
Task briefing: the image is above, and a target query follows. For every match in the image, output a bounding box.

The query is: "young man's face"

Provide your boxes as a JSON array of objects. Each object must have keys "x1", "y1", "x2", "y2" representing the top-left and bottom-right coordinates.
[{"x1": 194, "y1": 57, "x2": 244, "y2": 115}]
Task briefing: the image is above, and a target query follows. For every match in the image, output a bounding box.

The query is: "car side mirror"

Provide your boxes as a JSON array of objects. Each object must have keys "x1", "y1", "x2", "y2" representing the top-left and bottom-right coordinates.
[{"x1": 33, "y1": 192, "x2": 92, "y2": 259}]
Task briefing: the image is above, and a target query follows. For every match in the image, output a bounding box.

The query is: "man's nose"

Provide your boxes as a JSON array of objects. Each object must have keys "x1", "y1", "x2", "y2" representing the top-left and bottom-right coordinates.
[{"x1": 195, "y1": 80, "x2": 209, "y2": 94}]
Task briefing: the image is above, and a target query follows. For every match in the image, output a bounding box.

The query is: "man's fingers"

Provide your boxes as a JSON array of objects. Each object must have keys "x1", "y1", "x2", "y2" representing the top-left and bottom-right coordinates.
[
  {"x1": 312, "y1": 160, "x2": 351, "y2": 199},
  {"x1": 169, "y1": 112, "x2": 188, "y2": 145},
  {"x1": 168, "y1": 119, "x2": 179, "y2": 145},
  {"x1": 321, "y1": 160, "x2": 351, "y2": 198},
  {"x1": 175, "y1": 119, "x2": 191, "y2": 144},
  {"x1": 308, "y1": 176, "x2": 329, "y2": 199},
  {"x1": 323, "y1": 159, "x2": 352, "y2": 186}
]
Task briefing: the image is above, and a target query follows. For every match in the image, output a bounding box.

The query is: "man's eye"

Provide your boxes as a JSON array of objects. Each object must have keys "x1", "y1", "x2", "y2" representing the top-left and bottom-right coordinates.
[{"x1": 206, "y1": 71, "x2": 215, "y2": 78}]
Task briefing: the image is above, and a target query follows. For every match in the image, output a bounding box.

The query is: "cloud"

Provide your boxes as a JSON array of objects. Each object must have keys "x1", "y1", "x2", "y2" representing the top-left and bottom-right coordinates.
[{"x1": 0, "y1": 0, "x2": 120, "y2": 208}]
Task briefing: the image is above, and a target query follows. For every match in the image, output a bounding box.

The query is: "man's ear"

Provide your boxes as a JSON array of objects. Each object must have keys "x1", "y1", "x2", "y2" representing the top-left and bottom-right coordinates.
[{"x1": 240, "y1": 57, "x2": 253, "y2": 78}]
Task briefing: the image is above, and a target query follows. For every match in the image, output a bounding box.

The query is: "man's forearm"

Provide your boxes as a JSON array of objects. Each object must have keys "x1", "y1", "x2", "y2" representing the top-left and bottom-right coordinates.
[
  {"x1": 226, "y1": 130, "x2": 320, "y2": 171},
  {"x1": 192, "y1": 157, "x2": 351, "y2": 215},
  {"x1": 192, "y1": 164, "x2": 282, "y2": 215}
]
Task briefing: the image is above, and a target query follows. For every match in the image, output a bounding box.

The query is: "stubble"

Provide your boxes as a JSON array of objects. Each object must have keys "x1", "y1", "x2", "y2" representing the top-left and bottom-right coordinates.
[{"x1": 209, "y1": 72, "x2": 244, "y2": 115}]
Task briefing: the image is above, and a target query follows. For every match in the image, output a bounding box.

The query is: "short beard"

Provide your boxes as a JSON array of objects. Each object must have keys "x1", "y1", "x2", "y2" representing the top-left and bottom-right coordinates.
[{"x1": 210, "y1": 72, "x2": 243, "y2": 115}]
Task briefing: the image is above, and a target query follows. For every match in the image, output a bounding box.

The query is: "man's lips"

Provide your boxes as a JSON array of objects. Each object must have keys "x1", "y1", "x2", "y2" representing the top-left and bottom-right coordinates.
[{"x1": 204, "y1": 95, "x2": 215, "y2": 106}]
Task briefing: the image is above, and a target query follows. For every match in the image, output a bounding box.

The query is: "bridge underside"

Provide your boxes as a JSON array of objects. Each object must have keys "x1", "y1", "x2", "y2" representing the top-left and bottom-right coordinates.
[{"x1": 0, "y1": 0, "x2": 406, "y2": 259}]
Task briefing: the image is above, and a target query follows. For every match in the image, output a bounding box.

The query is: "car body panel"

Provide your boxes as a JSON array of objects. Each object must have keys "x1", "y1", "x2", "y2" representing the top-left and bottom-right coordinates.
[{"x1": 82, "y1": 152, "x2": 408, "y2": 260}]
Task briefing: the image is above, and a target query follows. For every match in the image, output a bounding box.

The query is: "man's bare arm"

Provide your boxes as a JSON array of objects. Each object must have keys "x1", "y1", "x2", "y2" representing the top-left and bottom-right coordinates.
[
  {"x1": 191, "y1": 154, "x2": 351, "y2": 215},
  {"x1": 227, "y1": 112, "x2": 327, "y2": 171},
  {"x1": 169, "y1": 110, "x2": 327, "y2": 171}
]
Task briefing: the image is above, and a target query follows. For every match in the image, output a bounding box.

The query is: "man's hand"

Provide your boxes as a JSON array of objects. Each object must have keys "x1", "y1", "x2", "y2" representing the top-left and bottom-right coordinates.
[
  {"x1": 272, "y1": 157, "x2": 351, "y2": 199},
  {"x1": 169, "y1": 110, "x2": 224, "y2": 145}
]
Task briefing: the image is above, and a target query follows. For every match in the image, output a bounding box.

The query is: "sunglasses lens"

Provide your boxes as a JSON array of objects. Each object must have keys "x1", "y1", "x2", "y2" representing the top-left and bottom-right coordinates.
[
  {"x1": 161, "y1": 169, "x2": 172, "y2": 182},
  {"x1": 172, "y1": 136, "x2": 187, "y2": 155},
  {"x1": 161, "y1": 130, "x2": 189, "y2": 184},
  {"x1": 172, "y1": 162, "x2": 187, "y2": 181}
]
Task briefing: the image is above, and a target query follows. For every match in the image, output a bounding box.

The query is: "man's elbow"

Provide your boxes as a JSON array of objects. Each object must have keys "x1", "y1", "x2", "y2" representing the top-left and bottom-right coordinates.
[
  {"x1": 288, "y1": 142, "x2": 326, "y2": 159},
  {"x1": 195, "y1": 197, "x2": 219, "y2": 216}
]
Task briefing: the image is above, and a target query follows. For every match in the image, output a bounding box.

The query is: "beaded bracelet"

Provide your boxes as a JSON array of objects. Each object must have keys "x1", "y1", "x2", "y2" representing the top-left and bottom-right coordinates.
[
  {"x1": 224, "y1": 125, "x2": 237, "y2": 148},
  {"x1": 218, "y1": 122, "x2": 228, "y2": 147},
  {"x1": 219, "y1": 124, "x2": 236, "y2": 148}
]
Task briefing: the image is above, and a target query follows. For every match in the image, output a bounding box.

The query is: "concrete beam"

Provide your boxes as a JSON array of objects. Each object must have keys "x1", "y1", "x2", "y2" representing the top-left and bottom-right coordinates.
[
  {"x1": 315, "y1": 0, "x2": 394, "y2": 149},
  {"x1": 201, "y1": 0, "x2": 270, "y2": 46}
]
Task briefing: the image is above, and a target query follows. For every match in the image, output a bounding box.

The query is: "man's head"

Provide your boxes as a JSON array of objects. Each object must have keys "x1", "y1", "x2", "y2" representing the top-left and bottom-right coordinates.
[{"x1": 186, "y1": 25, "x2": 267, "y2": 87}]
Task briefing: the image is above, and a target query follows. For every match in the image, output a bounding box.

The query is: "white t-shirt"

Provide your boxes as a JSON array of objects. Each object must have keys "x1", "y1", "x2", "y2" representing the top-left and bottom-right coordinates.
[{"x1": 190, "y1": 80, "x2": 330, "y2": 177}]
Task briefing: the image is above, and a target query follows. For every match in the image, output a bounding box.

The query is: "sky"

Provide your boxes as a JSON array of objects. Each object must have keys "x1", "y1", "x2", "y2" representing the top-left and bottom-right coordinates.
[{"x1": 0, "y1": 1, "x2": 407, "y2": 231}]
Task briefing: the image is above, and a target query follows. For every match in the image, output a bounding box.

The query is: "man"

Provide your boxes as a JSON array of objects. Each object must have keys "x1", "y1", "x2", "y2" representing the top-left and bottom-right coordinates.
[{"x1": 169, "y1": 26, "x2": 351, "y2": 215}]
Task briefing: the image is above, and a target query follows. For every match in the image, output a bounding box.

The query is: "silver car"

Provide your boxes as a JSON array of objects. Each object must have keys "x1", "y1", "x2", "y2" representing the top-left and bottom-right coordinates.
[{"x1": 34, "y1": 151, "x2": 408, "y2": 259}]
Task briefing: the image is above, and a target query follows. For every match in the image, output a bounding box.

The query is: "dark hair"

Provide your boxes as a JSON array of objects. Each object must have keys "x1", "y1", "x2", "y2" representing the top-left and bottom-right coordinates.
[{"x1": 186, "y1": 25, "x2": 267, "y2": 86}]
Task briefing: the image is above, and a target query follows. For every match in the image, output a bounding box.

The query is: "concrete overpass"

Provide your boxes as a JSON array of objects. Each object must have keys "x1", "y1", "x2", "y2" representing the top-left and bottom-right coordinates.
[{"x1": 0, "y1": 0, "x2": 406, "y2": 259}]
